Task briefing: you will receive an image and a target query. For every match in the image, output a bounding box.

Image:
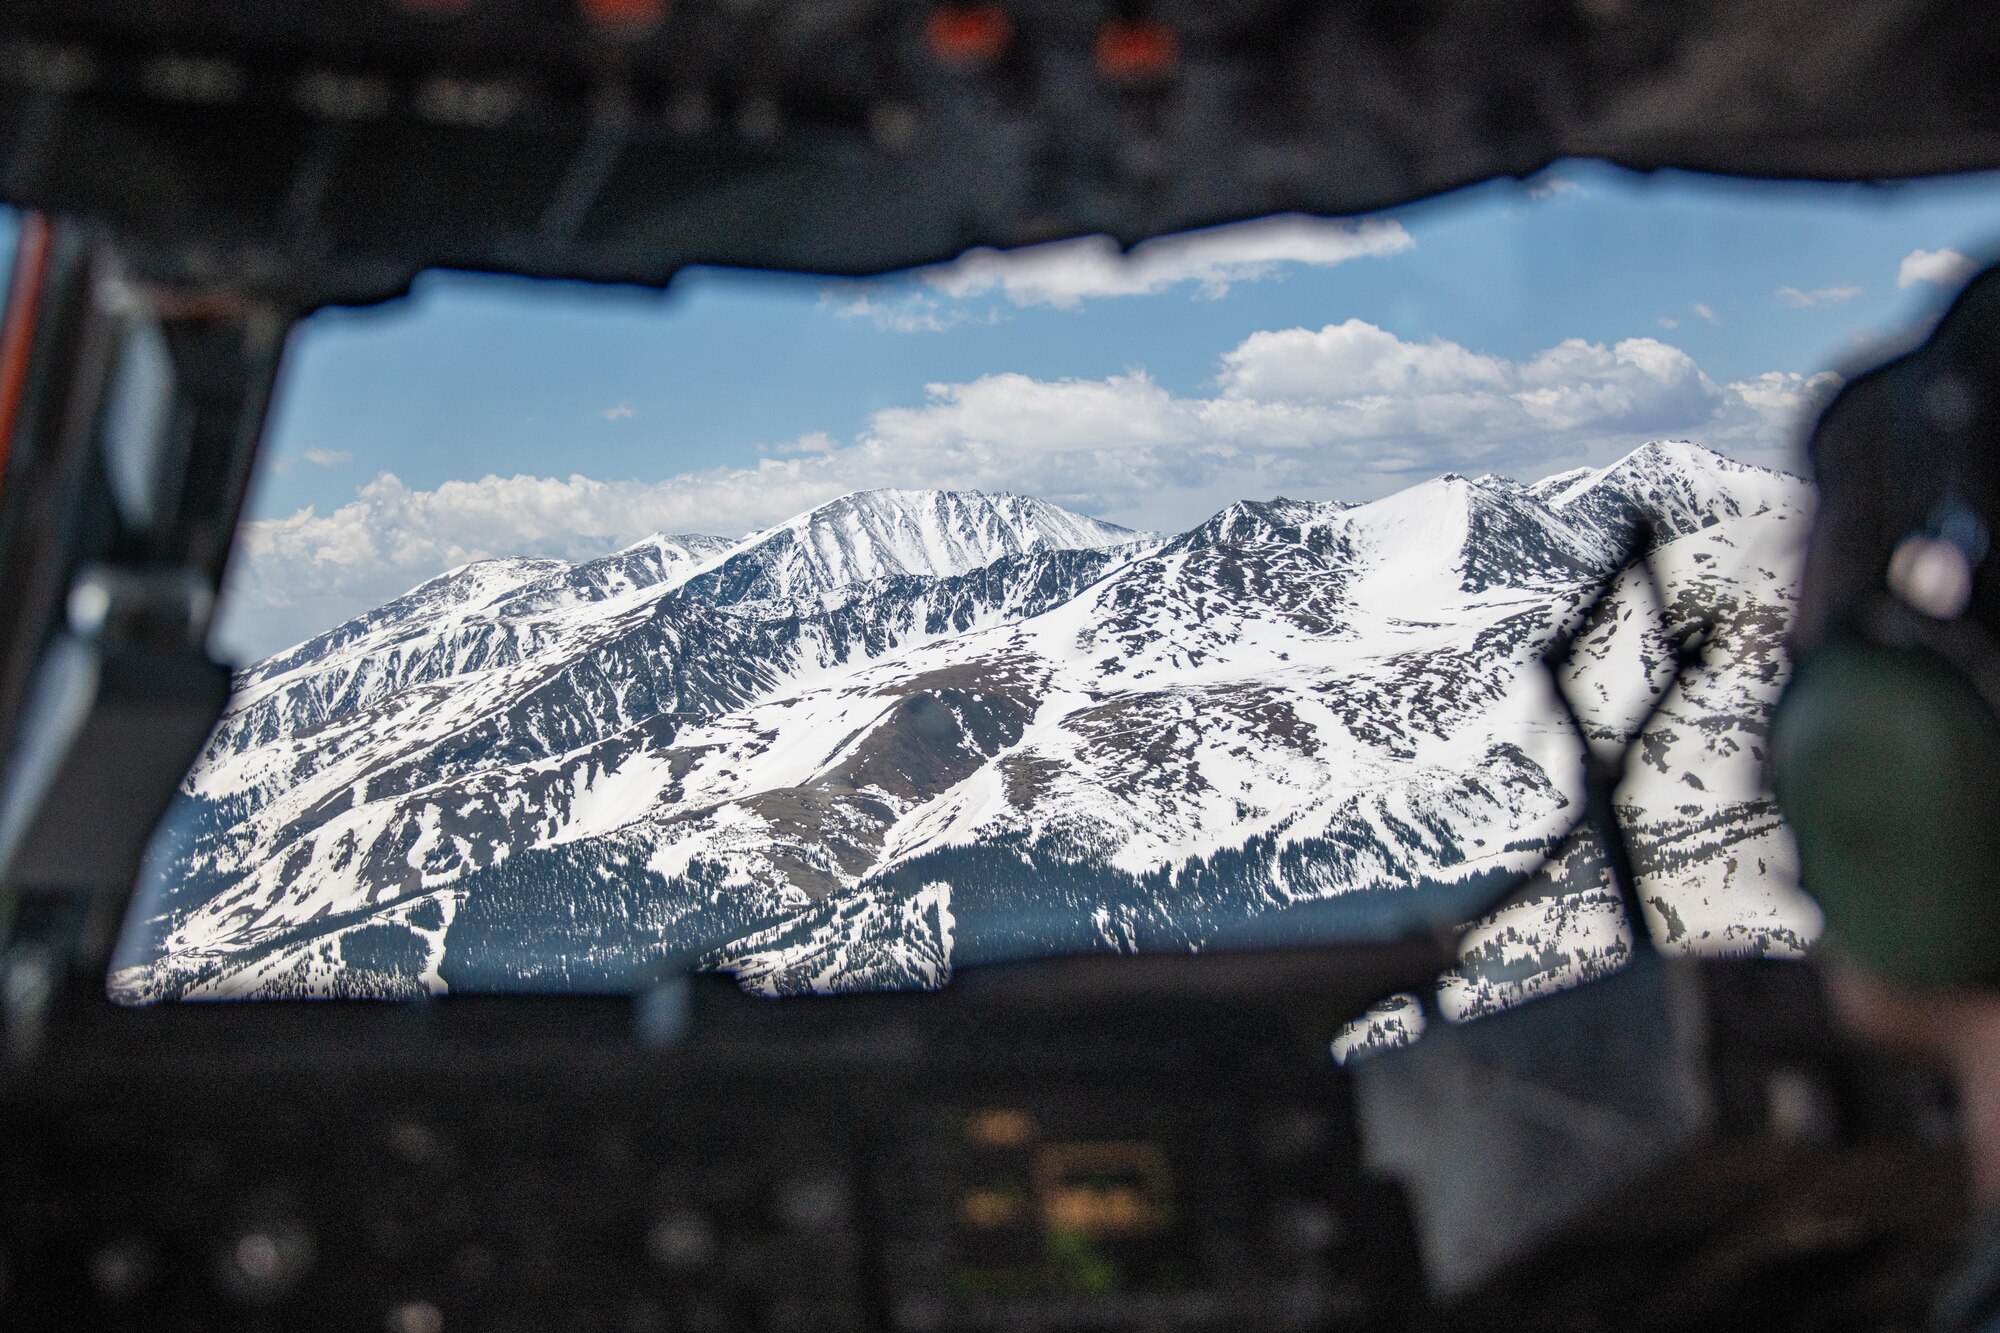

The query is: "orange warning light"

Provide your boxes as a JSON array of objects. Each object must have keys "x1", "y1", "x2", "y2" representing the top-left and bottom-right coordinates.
[
  {"x1": 580, "y1": 0, "x2": 667, "y2": 33},
  {"x1": 926, "y1": 6, "x2": 1014, "y2": 68},
  {"x1": 1094, "y1": 19, "x2": 1178, "y2": 82}
]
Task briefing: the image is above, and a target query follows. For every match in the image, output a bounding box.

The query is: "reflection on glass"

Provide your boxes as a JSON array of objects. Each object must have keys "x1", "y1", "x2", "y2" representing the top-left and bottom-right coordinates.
[{"x1": 0, "y1": 207, "x2": 17, "y2": 325}]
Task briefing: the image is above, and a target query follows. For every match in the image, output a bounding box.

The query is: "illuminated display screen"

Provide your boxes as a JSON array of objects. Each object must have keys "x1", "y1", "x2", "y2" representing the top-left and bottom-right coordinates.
[
  {"x1": 867, "y1": 1098, "x2": 1361, "y2": 1330},
  {"x1": 953, "y1": 1110, "x2": 1185, "y2": 1301}
]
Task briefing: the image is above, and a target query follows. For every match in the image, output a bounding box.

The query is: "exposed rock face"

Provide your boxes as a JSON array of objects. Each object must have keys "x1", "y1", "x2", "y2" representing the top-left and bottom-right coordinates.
[{"x1": 112, "y1": 454, "x2": 1818, "y2": 1010}]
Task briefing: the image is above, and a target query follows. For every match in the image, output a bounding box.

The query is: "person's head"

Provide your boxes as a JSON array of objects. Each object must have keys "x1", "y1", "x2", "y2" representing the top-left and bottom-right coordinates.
[{"x1": 1774, "y1": 268, "x2": 2000, "y2": 997}]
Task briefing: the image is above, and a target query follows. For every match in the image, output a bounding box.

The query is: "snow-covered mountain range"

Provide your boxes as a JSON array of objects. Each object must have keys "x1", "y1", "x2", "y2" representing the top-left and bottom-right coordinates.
[{"x1": 112, "y1": 443, "x2": 1820, "y2": 1011}]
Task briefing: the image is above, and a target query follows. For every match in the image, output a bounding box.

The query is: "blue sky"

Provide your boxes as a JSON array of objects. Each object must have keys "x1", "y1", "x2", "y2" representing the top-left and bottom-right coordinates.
[{"x1": 202, "y1": 159, "x2": 2000, "y2": 658}]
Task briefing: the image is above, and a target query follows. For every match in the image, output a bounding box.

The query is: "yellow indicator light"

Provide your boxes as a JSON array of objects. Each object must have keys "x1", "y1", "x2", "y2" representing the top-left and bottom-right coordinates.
[
  {"x1": 964, "y1": 1108, "x2": 1038, "y2": 1150},
  {"x1": 1031, "y1": 1142, "x2": 1172, "y2": 1237},
  {"x1": 958, "y1": 1187, "x2": 1027, "y2": 1229}
]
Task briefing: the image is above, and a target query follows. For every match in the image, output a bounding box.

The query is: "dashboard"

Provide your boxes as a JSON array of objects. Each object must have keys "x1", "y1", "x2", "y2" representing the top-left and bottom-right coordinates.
[
  {"x1": 0, "y1": 949, "x2": 1430, "y2": 1333},
  {"x1": 0, "y1": 945, "x2": 1964, "y2": 1333}
]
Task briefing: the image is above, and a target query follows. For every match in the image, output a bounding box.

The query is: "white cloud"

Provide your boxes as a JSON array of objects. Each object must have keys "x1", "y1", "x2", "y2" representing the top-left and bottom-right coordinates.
[
  {"x1": 1517, "y1": 338, "x2": 1718, "y2": 431},
  {"x1": 1693, "y1": 302, "x2": 1719, "y2": 325},
  {"x1": 818, "y1": 214, "x2": 1414, "y2": 332},
  {"x1": 1526, "y1": 176, "x2": 1582, "y2": 201},
  {"x1": 1776, "y1": 283, "x2": 1862, "y2": 309},
  {"x1": 1657, "y1": 316, "x2": 1679, "y2": 329},
  {"x1": 221, "y1": 320, "x2": 1834, "y2": 660},
  {"x1": 1209, "y1": 323, "x2": 1719, "y2": 456},
  {"x1": 1218, "y1": 320, "x2": 1510, "y2": 401},
  {"x1": 1898, "y1": 247, "x2": 1978, "y2": 289},
  {"x1": 1716, "y1": 370, "x2": 1845, "y2": 453},
  {"x1": 921, "y1": 215, "x2": 1414, "y2": 308},
  {"x1": 600, "y1": 401, "x2": 636, "y2": 420},
  {"x1": 830, "y1": 294, "x2": 955, "y2": 333}
]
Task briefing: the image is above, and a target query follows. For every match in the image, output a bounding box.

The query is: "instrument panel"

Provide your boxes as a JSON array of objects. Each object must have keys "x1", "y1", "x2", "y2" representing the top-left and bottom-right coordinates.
[
  {"x1": 0, "y1": 959, "x2": 1428, "y2": 1333},
  {"x1": 2, "y1": 1068, "x2": 1414, "y2": 1332},
  {"x1": 0, "y1": 950, "x2": 1963, "y2": 1333}
]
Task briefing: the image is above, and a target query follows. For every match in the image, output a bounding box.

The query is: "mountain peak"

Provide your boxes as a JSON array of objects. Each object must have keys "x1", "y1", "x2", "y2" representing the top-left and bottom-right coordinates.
[
  {"x1": 681, "y1": 487, "x2": 1144, "y2": 607},
  {"x1": 1631, "y1": 436, "x2": 1719, "y2": 460},
  {"x1": 615, "y1": 529, "x2": 735, "y2": 557},
  {"x1": 1171, "y1": 496, "x2": 1353, "y2": 554},
  {"x1": 1543, "y1": 439, "x2": 1806, "y2": 544},
  {"x1": 834, "y1": 484, "x2": 1021, "y2": 503}
]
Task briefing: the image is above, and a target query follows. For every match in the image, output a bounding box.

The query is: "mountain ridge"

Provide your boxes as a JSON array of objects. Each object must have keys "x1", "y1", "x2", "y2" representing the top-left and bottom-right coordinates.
[
  {"x1": 115, "y1": 444, "x2": 1819, "y2": 1009},
  {"x1": 668, "y1": 488, "x2": 1148, "y2": 611}
]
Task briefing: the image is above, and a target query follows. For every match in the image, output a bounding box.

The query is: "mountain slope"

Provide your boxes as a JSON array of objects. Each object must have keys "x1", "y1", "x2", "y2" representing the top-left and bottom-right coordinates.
[
  {"x1": 113, "y1": 450, "x2": 1819, "y2": 1006},
  {"x1": 231, "y1": 532, "x2": 739, "y2": 731}
]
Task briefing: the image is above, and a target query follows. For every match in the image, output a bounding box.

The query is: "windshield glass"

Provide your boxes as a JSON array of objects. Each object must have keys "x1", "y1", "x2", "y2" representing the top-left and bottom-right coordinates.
[{"x1": 110, "y1": 163, "x2": 2000, "y2": 1004}]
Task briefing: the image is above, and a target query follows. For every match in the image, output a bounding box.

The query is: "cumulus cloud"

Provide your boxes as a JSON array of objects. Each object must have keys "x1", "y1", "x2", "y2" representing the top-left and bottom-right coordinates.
[
  {"x1": 1219, "y1": 321, "x2": 1510, "y2": 401},
  {"x1": 1898, "y1": 247, "x2": 1978, "y2": 289},
  {"x1": 1715, "y1": 370, "x2": 1845, "y2": 453},
  {"x1": 1693, "y1": 303, "x2": 1719, "y2": 325},
  {"x1": 1207, "y1": 323, "x2": 1720, "y2": 455},
  {"x1": 1776, "y1": 283, "x2": 1862, "y2": 308},
  {"x1": 600, "y1": 401, "x2": 636, "y2": 420},
  {"x1": 220, "y1": 320, "x2": 1834, "y2": 660},
  {"x1": 921, "y1": 215, "x2": 1414, "y2": 308},
  {"x1": 1517, "y1": 338, "x2": 1718, "y2": 432}
]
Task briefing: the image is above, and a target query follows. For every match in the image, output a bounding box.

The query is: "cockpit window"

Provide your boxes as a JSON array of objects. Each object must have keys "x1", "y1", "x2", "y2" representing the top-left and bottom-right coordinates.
[{"x1": 110, "y1": 163, "x2": 2000, "y2": 1004}]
